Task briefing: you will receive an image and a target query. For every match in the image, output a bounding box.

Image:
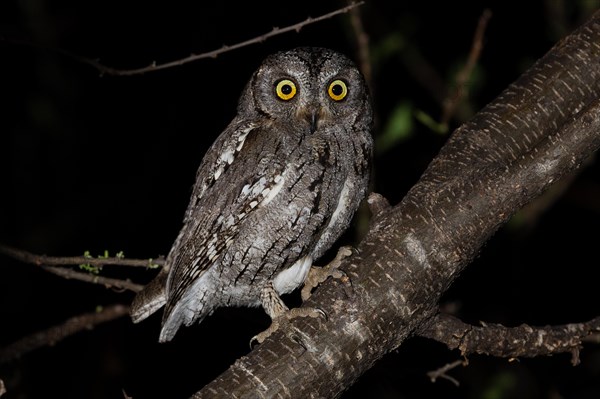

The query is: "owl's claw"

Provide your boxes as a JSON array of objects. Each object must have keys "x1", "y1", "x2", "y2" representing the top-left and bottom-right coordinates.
[
  {"x1": 249, "y1": 307, "x2": 326, "y2": 348},
  {"x1": 301, "y1": 246, "x2": 353, "y2": 301}
]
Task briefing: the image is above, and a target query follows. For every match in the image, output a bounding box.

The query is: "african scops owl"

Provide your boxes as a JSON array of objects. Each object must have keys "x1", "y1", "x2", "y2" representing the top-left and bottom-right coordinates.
[{"x1": 130, "y1": 47, "x2": 373, "y2": 342}]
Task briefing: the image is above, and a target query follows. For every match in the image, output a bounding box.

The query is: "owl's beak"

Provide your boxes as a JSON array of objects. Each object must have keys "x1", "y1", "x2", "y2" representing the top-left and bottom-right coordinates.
[
  {"x1": 298, "y1": 105, "x2": 324, "y2": 133},
  {"x1": 309, "y1": 111, "x2": 319, "y2": 133},
  {"x1": 301, "y1": 106, "x2": 322, "y2": 133}
]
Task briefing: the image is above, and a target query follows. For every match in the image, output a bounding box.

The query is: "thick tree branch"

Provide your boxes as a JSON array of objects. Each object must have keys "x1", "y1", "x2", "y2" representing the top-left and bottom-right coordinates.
[
  {"x1": 0, "y1": 304, "x2": 129, "y2": 364},
  {"x1": 419, "y1": 313, "x2": 600, "y2": 365},
  {"x1": 193, "y1": 10, "x2": 600, "y2": 398}
]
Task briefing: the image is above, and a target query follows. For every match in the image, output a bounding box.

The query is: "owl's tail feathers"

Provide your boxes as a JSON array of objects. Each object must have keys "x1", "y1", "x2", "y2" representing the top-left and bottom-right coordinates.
[
  {"x1": 130, "y1": 270, "x2": 168, "y2": 324},
  {"x1": 159, "y1": 305, "x2": 185, "y2": 343},
  {"x1": 159, "y1": 282, "x2": 211, "y2": 343}
]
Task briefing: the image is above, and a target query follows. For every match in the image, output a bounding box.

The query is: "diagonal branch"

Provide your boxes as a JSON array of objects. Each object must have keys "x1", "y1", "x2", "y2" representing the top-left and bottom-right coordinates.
[
  {"x1": 0, "y1": 244, "x2": 151, "y2": 291},
  {"x1": 76, "y1": 2, "x2": 363, "y2": 76},
  {"x1": 42, "y1": 266, "x2": 143, "y2": 292},
  {"x1": 418, "y1": 313, "x2": 600, "y2": 365},
  {"x1": 0, "y1": 304, "x2": 129, "y2": 364},
  {"x1": 192, "y1": 10, "x2": 600, "y2": 398},
  {"x1": 441, "y1": 9, "x2": 492, "y2": 126},
  {"x1": 1, "y1": 3, "x2": 363, "y2": 77}
]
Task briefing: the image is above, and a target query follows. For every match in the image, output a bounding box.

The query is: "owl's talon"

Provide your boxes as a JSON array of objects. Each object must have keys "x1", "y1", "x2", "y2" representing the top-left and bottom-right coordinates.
[
  {"x1": 249, "y1": 306, "x2": 326, "y2": 347},
  {"x1": 301, "y1": 246, "x2": 354, "y2": 301}
]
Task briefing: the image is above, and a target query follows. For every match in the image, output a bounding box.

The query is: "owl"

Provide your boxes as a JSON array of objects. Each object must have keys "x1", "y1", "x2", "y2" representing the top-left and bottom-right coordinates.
[{"x1": 130, "y1": 47, "x2": 373, "y2": 343}]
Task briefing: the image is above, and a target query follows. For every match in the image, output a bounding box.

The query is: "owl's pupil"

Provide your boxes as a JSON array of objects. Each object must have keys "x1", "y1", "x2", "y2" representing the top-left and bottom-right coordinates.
[
  {"x1": 281, "y1": 85, "x2": 292, "y2": 95},
  {"x1": 331, "y1": 84, "x2": 343, "y2": 96}
]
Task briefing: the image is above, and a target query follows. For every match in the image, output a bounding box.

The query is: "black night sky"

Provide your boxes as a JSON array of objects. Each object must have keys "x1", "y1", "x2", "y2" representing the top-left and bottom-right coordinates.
[{"x1": 1, "y1": 1, "x2": 599, "y2": 398}]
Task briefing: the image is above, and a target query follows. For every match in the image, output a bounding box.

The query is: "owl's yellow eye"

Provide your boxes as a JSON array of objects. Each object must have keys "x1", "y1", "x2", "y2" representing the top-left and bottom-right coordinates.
[
  {"x1": 328, "y1": 80, "x2": 348, "y2": 101},
  {"x1": 275, "y1": 79, "x2": 297, "y2": 100}
]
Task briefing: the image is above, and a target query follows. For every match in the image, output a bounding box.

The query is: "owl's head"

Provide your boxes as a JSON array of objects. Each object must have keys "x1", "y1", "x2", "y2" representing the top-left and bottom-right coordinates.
[{"x1": 239, "y1": 47, "x2": 372, "y2": 132}]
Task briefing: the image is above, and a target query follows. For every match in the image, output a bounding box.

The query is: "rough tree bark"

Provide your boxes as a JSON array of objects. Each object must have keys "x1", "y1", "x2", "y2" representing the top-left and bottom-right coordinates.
[{"x1": 193, "y1": 11, "x2": 600, "y2": 398}]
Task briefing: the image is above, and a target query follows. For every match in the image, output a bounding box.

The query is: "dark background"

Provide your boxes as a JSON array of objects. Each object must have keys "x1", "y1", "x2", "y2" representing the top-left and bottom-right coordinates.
[{"x1": 1, "y1": 1, "x2": 599, "y2": 398}]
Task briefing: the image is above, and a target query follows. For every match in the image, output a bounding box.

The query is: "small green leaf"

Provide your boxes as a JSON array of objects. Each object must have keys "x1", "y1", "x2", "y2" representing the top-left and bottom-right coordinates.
[
  {"x1": 376, "y1": 101, "x2": 414, "y2": 154},
  {"x1": 414, "y1": 109, "x2": 448, "y2": 135},
  {"x1": 79, "y1": 263, "x2": 101, "y2": 275},
  {"x1": 481, "y1": 371, "x2": 517, "y2": 399},
  {"x1": 371, "y1": 32, "x2": 406, "y2": 67},
  {"x1": 147, "y1": 259, "x2": 160, "y2": 269},
  {"x1": 116, "y1": 251, "x2": 125, "y2": 259}
]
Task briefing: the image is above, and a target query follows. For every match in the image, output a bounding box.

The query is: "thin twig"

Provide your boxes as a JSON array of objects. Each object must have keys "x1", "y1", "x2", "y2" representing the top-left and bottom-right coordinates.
[
  {"x1": 441, "y1": 9, "x2": 492, "y2": 126},
  {"x1": 0, "y1": 243, "x2": 164, "y2": 268},
  {"x1": 583, "y1": 332, "x2": 600, "y2": 344},
  {"x1": 42, "y1": 266, "x2": 143, "y2": 292},
  {"x1": 348, "y1": 1, "x2": 372, "y2": 87},
  {"x1": 0, "y1": 304, "x2": 129, "y2": 364},
  {"x1": 427, "y1": 359, "x2": 468, "y2": 386},
  {"x1": 0, "y1": 379, "x2": 5, "y2": 397},
  {"x1": 71, "y1": 2, "x2": 363, "y2": 76}
]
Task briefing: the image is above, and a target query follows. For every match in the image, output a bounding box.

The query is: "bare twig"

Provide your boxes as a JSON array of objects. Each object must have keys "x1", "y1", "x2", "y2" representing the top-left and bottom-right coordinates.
[
  {"x1": 441, "y1": 9, "x2": 492, "y2": 126},
  {"x1": 419, "y1": 313, "x2": 600, "y2": 366},
  {"x1": 0, "y1": 379, "x2": 5, "y2": 397},
  {"x1": 74, "y1": 2, "x2": 363, "y2": 76},
  {"x1": 0, "y1": 243, "x2": 164, "y2": 268},
  {"x1": 0, "y1": 304, "x2": 129, "y2": 364},
  {"x1": 42, "y1": 266, "x2": 143, "y2": 292},
  {"x1": 583, "y1": 332, "x2": 600, "y2": 344},
  {"x1": 427, "y1": 359, "x2": 468, "y2": 386},
  {"x1": 348, "y1": 1, "x2": 372, "y2": 87}
]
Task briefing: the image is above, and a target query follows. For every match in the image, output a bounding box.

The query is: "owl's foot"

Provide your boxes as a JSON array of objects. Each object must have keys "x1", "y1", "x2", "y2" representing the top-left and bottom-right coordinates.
[
  {"x1": 250, "y1": 306, "x2": 325, "y2": 346},
  {"x1": 301, "y1": 246, "x2": 353, "y2": 301},
  {"x1": 250, "y1": 282, "x2": 326, "y2": 347}
]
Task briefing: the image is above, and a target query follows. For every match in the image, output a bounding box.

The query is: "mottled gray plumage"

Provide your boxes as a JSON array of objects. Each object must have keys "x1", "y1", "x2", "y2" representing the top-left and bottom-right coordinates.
[{"x1": 130, "y1": 47, "x2": 373, "y2": 342}]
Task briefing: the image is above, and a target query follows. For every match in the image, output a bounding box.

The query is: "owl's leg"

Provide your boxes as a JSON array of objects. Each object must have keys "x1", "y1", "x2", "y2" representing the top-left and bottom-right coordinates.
[
  {"x1": 300, "y1": 246, "x2": 353, "y2": 301},
  {"x1": 250, "y1": 282, "x2": 325, "y2": 346}
]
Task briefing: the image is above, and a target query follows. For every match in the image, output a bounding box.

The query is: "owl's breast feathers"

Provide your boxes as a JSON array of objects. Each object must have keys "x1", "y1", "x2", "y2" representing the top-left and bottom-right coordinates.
[{"x1": 133, "y1": 116, "x2": 371, "y2": 341}]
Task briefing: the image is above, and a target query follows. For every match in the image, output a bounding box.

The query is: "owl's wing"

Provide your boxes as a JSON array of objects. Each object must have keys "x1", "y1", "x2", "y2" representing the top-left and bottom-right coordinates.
[
  {"x1": 159, "y1": 120, "x2": 291, "y2": 341},
  {"x1": 129, "y1": 120, "x2": 259, "y2": 325},
  {"x1": 182, "y1": 120, "x2": 259, "y2": 224}
]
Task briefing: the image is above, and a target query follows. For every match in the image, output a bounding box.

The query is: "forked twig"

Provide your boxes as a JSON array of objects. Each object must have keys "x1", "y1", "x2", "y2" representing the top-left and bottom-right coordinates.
[{"x1": 427, "y1": 359, "x2": 468, "y2": 386}]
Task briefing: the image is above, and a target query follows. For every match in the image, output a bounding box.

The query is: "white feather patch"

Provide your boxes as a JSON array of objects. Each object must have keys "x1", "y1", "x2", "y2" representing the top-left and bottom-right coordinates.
[
  {"x1": 327, "y1": 178, "x2": 352, "y2": 231},
  {"x1": 273, "y1": 255, "x2": 313, "y2": 294},
  {"x1": 261, "y1": 172, "x2": 286, "y2": 206},
  {"x1": 211, "y1": 126, "x2": 254, "y2": 183}
]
